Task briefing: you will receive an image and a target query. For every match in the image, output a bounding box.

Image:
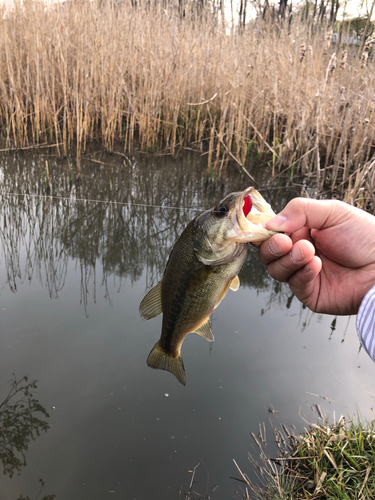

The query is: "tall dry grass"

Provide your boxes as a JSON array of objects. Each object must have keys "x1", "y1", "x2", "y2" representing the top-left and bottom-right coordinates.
[{"x1": 0, "y1": 0, "x2": 374, "y2": 204}]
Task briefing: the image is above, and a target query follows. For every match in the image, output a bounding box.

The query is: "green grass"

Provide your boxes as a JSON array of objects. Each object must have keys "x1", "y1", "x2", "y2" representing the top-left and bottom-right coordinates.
[{"x1": 235, "y1": 416, "x2": 375, "y2": 499}]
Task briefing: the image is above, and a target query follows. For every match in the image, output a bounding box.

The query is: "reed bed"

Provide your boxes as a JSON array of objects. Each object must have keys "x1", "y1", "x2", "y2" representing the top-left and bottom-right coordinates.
[
  {"x1": 0, "y1": 0, "x2": 374, "y2": 206},
  {"x1": 235, "y1": 416, "x2": 375, "y2": 499}
]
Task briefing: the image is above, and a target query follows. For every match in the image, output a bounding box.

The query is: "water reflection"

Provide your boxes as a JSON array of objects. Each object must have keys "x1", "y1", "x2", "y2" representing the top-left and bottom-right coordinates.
[
  {"x1": 0, "y1": 151, "x2": 299, "y2": 312},
  {"x1": 1, "y1": 151, "x2": 374, "y2": 500},
  {"x1": 0, "y1": 375, "x2": 55, "y2": 500},
  {"x1": 0, "y1": 375, "x2": 49, "y2": 478}
]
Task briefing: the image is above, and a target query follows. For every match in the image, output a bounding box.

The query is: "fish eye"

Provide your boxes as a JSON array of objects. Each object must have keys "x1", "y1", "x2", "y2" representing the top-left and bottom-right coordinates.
[{"x1": 215, "y1": 204, "x2": 229, "y2": 217}]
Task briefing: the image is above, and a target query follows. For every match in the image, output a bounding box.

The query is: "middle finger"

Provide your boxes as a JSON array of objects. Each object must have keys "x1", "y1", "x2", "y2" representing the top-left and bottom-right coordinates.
[
  {"x1": 266, "y1": 240, "x2": 316, "y2": 282},
  {"x1": 258, "y1": 233, "x2": 293, "y2": 266}
]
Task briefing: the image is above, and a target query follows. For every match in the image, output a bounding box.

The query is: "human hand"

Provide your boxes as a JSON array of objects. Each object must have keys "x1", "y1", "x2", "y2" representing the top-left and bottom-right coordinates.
[{"x1": 258, "y1": 198, "x2": 375, "y2": 316}]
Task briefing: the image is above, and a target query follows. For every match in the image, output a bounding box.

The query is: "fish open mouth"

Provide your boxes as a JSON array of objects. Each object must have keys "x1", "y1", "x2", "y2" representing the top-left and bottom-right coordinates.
[
  {"x1": 233, "y1": 187, "x2": 278, "y2": 243},
  {"x1": 242, "y1": 194, "x2": 253, "y2": 218}
]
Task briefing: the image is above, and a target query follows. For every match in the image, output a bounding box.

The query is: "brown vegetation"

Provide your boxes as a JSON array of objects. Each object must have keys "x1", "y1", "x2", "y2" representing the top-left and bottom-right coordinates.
[{"x1": 0, "y1": 0, "x2": 374, "y2": 206}]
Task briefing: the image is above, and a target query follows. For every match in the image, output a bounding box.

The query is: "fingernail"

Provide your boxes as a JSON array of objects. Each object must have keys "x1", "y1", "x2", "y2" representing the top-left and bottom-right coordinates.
[
  {"x1": 268, "y1": 238, "x2": 282, "y2": 256},
  {"x1": 268, "y1": 213, "x2": 287, "y2": 230},
  {"x1": 291, "y1": 245, "x2": 305, "y2": 263}
]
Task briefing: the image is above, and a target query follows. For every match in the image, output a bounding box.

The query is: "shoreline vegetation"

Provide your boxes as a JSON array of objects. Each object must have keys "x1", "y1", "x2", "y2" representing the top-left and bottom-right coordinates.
[
  {"x1": 234, "y1": 414, "x2": 375, "y2": 500},
  {"x1": 0, "y1": 0, "x2": 375, "y2": 208},
  {"x1": 0, "y1": 0, "x2": 375, "y2": 210}
]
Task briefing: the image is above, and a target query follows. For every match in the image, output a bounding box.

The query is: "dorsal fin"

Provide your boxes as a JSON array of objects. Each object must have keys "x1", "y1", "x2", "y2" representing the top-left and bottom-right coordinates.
[
  {"x1": 229, "y1": 275, "x2": 240, "y2": 291},
  {"x1": 139, "y1": 279, "x2": 163, "y2": 320},
  {"x1": 195, "y1": 319, "x2": 214, "y2": 342}
]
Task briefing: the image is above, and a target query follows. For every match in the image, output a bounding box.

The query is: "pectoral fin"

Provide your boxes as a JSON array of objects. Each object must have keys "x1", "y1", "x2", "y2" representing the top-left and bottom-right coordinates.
[
  {"x1": 139, "y1": 279, "x2": 163, "y2": 320},
  {"x1": 229, "y1": 275, "x2": 240, "y2": 291},
  {"x1": 147, "y1": 342, "x2": 186, "y2": 385},
  {"x1": 194, "y1": 319, "x2": 214, "y2": 342}
]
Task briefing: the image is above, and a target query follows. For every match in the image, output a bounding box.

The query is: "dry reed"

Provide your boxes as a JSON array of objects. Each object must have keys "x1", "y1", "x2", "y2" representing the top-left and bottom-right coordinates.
[
  {"x1": 0, "y1": 0, "x2": 374, "y2": 206},
  {"x1": 361, "y1": 40, "x2": 371, "y2": 69}
]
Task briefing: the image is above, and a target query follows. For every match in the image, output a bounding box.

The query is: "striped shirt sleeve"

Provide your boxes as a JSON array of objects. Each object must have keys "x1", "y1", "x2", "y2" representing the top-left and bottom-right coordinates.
[{"x1": 356, "y1": 285, "x2": 375, "y2": 363}]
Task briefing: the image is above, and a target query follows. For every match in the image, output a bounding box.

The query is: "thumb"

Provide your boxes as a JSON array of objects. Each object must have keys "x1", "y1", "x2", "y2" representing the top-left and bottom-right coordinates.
[{"x1": 266, "y1": 198, "x2": 350, "y2": 233}]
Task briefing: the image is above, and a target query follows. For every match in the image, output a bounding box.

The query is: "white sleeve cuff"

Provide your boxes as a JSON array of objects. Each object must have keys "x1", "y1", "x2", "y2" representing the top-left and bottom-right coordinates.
[{"x1": 356, "y1": 284, "x2": 375, "y2": 362}]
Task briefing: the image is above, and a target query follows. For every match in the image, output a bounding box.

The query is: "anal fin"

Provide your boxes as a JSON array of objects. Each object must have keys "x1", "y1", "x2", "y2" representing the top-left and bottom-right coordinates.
[{"x1": 194, "y1": 319, "x2": 214, "y2": 342}]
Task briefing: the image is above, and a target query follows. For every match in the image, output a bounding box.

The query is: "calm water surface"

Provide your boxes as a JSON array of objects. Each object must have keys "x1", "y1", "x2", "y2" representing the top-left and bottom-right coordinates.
[{"x1": 0, "y1": 152, "x2": 374, "y2": 500}]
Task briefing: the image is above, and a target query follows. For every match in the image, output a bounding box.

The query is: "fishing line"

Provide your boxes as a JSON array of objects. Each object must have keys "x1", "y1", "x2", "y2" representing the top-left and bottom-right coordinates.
[
  {"x1": 0, "y1": 184, "x2": 291, "y2": 214},
  {"x1": 0, "y1": 185, "x2": 287, "y2": 213},
  {"x1": 0, "y1": 191, "x2": 204, "y2": 212}
]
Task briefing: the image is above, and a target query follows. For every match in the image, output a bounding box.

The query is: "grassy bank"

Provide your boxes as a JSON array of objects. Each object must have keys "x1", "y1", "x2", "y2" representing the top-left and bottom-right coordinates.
[
  {"x1": 235, "y1": 415, "x2": 375, "y2": 499},
  {"x1": 0, "y1": 0, "x2": 374, "y2": 206}
]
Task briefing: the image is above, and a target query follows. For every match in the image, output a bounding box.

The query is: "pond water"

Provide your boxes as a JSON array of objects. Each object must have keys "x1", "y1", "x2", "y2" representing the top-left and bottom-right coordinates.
[{"x1": 0, "y1": 151, "x2": 374, "y2": 500}]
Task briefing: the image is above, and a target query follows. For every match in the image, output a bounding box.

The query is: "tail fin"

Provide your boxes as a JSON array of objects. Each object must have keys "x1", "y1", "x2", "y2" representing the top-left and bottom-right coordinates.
[{"x1": 147, "y1": 342, "x2": 186, "y2": 386}]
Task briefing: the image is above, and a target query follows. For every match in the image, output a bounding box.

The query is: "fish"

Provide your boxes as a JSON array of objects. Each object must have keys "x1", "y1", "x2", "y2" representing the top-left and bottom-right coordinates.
[{"x1": 139, "y1": 187, "x2": 277, "y2": 385}]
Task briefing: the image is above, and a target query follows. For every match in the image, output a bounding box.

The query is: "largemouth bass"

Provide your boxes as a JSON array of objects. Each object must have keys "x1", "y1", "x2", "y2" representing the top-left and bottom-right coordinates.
[{"x1": 139, "y1": 187, "x2": 277, "y2": 385}]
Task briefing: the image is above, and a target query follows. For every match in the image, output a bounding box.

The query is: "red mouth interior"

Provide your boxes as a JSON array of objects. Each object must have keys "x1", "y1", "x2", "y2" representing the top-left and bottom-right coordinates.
[{"x1": 242, "y1": 195, "x2": 252, "y2": 217}]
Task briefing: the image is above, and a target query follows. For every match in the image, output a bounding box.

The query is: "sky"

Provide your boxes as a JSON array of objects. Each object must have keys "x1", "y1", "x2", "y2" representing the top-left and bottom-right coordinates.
[
  {"x1": 223, "y1": 0, "x2": 375, "y2": 26},
  {"x1": 240, "y1": 0, "x2": 375, "y2": 21},
  {"x1": 338, "y1": 0, "x2": 375, "y2": 20}
]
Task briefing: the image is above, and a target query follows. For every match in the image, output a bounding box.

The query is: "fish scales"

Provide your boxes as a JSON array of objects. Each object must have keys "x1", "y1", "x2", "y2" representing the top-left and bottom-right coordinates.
[{"x1": 160, "y1": 219, "x2": 248, "y2": 358}]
